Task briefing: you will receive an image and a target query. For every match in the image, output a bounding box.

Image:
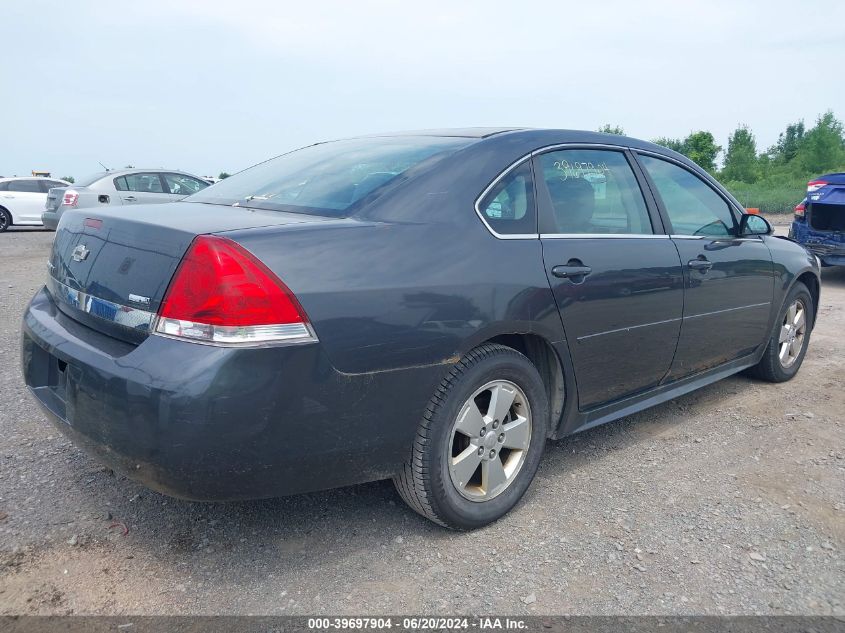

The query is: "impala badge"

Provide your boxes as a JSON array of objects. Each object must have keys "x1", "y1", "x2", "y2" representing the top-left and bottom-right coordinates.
[
  {"x1": 128, "y1": 294, "x2": 151, "y2": 307},
  {"x1": 71, "y1": 244, "x2": 90, "y2": 262}
]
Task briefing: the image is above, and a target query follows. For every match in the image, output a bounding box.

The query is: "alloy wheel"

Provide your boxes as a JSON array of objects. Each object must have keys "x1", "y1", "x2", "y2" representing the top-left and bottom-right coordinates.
[
  {"x1": 448, "y1": 380, "x2": 531, "y2": 502},
  {"x1": 778, "y1": 298, "x2": 807, "y2": 368}
]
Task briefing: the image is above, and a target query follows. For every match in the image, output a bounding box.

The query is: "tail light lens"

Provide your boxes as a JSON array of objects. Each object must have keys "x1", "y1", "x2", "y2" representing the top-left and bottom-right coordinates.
[
  {"x1": 794, "y1": 201, "x2": 805, "y2": 218},
  {"x1": 807, "y1": 180, "x2": 828, "y2": 193},
  {"x1": 62, "y1": 190, "x2": 79, "y2": 206},
  {"x1": 154, "y1": 235, "x2": 316, "y2": 345}
]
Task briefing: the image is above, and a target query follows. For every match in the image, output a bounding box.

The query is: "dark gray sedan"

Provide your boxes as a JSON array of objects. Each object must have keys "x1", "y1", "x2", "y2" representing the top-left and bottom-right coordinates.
[{"x1": 22, "y1": 129, "x2": 820, "y2": 529}]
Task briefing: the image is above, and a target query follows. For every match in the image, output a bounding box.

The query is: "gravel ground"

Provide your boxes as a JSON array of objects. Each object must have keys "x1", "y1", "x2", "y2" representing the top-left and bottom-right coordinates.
[{"x1": 0, "y1": 225, "x2": 842, "y2": 615}]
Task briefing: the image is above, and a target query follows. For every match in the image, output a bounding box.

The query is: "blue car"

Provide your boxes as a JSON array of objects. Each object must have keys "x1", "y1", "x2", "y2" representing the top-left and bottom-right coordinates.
[{"x1": 790, "y1": 173, "x2": 845, "y2": 266}]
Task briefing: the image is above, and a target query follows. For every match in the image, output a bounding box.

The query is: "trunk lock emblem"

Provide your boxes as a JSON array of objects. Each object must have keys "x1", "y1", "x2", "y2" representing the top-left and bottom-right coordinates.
[{"x1": 71, "y1": 244, "x2": 90, "y2": 262}]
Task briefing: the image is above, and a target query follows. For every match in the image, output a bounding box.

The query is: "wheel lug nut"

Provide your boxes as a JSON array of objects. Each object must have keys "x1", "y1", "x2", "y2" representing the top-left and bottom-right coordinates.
[
  {"x1": 492, "y1": 420, "x2": 499, "y2": 429},
  {"x1": 480, "y1": 427, "x2": 486, "y2": 437},
  {"x1": 498, "y1": 433, "x2": 505, "y2": 442},
  {"x1": 489, "y1": 450, "x2": 496, "y2": 458},
  {"x1": 477, "y1": 447, "x2": 484, "y2": 456}
]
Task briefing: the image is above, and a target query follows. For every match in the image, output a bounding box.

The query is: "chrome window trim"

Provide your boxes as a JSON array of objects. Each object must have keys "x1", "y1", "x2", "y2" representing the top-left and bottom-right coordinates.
[
  {"x1": 540, "y1": 233, "x2": 669, "y2": 239},
  {"x1": 47, "y1": 276, "x2": 155, "y2": 331},
  {"x1": 670, "y1": 234, "x2": 763, "y2": 242},
  {"x1": 633, "y1": 148, "x2": 747, "y2": 220},
  {"x1": 473, "y1": 156, "x2": 539, "y2": 240},
  {"x1": 530, "y1": 142, "x2": 631, "y2": 157},
  {"x1": 474, "y1": 142, "x2": 673, "y2": 240}
]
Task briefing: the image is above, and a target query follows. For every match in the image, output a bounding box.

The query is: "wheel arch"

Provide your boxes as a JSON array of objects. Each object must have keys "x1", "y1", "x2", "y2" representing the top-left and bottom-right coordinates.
[
  {"x1": 795, "y1": 271, "x2": 820, "y2": 327},
  {"x1": 0, "y1": 205, "x2": 12, "y2": 227},
  {"x1": 484, "y1": 333, "x2": 567, "y2": 439}
]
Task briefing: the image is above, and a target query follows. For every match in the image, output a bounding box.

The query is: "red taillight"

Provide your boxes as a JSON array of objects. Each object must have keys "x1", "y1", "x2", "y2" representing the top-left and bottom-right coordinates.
[
  {"x1": 62, "y1": 190, "x2": 79, "y2": 206},
  {"x1": 794, "y1": 202, "x2": 805, "y2": 217},
  {"x1": 155, "y1": 235, "x2": 315, "y2": 345},
  {"x1": 807, "y1": 180, "x2": 828, "y2": 193}
]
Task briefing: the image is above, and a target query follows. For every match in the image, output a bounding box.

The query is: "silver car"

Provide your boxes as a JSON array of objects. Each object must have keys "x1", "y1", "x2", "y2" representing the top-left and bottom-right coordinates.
[{"x1": 42, "y1": 168, "x2": 210, "y2": 230}]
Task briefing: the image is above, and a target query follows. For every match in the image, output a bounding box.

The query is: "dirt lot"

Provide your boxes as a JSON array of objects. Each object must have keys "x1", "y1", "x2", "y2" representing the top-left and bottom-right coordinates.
[{"x1": 0, "y1": 224, "x2": 842, "y2": 615}]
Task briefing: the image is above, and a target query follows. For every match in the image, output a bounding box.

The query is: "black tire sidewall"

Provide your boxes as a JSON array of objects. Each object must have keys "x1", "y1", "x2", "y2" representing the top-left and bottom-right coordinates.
[
  {"x1": 767, "y1": 283, "x2": 814, "y2": 381},
  {"x1": 0, "y1": 208, "x2": 10, "y2": 232},
  {"x1": 426, "y1": 350, "x2": 548, "y2": 530}
]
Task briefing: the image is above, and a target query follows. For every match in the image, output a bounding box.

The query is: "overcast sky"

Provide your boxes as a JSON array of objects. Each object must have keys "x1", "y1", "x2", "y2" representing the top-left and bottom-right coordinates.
[{"x1": 3, "y1": 0, "x2": 843, "y2": 179}]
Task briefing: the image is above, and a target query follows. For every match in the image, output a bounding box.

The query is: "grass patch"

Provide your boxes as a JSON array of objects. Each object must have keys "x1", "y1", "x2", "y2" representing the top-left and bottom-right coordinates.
[{"x1": 722, "y1": 181, "x2": 804, "y2": 213}]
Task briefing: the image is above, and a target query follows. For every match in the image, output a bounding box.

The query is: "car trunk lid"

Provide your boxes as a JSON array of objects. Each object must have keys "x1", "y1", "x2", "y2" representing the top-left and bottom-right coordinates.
[
  {"x1": 47, "y1": 202, "x2": 335, "y2": 343},
  {"x1": 45, "y1": 186, "x2": 71, "y2": 211}
]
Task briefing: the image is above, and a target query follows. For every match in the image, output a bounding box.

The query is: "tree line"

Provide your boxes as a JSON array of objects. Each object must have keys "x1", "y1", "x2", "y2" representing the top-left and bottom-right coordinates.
[{"x1": 599, "y1": 111, "x2": 845, "y2": 212}]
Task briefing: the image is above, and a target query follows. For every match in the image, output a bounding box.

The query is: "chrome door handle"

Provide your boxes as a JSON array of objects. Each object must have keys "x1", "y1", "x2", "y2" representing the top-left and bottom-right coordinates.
[
  {"x1": 688, "y1": 258, "x2": 713, "y2": 272},
  {"x1": 552, "y1": 264, "x2": 593, "y2": 279},
  {"x1": 123, "y1": 196, "x2": 137, "y2": 202}
]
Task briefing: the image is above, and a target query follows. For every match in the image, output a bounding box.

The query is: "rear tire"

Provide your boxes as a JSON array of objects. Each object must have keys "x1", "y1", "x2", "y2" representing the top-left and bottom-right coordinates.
[
  {"x1": 748, "y1": 282, "x2": 814, "y2": 382},
  {"x1": 0, "y1": 208, "x2": 11, "y2": 232},
  {"x1": 393, "y1": 344, "x2": 549, "y2": 530}
]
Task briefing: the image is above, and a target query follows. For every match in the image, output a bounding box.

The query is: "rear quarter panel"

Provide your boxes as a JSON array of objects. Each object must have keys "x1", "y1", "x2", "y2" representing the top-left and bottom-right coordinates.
[{"x1": 226, "y1": 217, "x2": 563, "y2": 376}]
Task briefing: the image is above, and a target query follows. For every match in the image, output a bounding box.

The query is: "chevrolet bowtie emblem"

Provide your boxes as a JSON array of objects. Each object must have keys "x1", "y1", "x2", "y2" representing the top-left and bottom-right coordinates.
[{"x1": 71, "y1": 244, "x2": 90, "y2": 262}]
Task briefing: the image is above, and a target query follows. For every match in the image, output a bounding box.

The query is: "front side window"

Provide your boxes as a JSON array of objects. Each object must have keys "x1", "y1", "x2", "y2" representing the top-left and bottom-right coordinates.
[
  {"x1": 164, "y1": 173, "x2": 208, "y2": 196},
  {"x1": 638, "y1": 155, "x2": 736, "y2": 236},
  {"x1": 536, "y1": 149, "x2": 653, "y2": 235},
  {"x1": 188, "y1": 136, "x2": 470, "y2": 216},
  {"x1": 477, "y1": 161, "x2": 536, "y2": 235},
  {"x1": 8, "y1": 179, "x2": 42, "y2": 193},
  {"x1": 122, "y1": 173, "x2": 165, "y2": 193}
]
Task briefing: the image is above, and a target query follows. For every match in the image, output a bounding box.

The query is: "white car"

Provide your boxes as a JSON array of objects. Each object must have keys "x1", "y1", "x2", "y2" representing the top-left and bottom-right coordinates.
[
  {"x1": 41, "y1": 168, "x2": 210, "y2": 230},
  {"x1": 0, "y1": 177, "x2": 70, "y2": 232}
]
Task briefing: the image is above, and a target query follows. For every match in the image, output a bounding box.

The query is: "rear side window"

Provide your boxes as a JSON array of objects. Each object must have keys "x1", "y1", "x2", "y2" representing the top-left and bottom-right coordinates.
[
  {"x1": 8, "y1": 179, "x2": 42, "y2": 193},
  {"x1": 0, "y1": 182, "x2": 8, "y2": 191},
  {"x1": 121, "y1": 173, "x2": 165, "y2": 193},
  {"x1": 638, "y1": 155, "x2": 736, "y2": 236},
  {"x1": 477, "y1": 161, "x2": 536, "y2": 236},
  {"x1": 163, "y1": 173, "x2": 208, "y2": 196},
  {"x1": 535, "y1": 149, "x2": 653, "y2": 235}
]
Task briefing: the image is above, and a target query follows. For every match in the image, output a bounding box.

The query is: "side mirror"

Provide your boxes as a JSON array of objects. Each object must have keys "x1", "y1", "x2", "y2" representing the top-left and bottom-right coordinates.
[{"x1": 739, "y1": 213, "x2": 773, "y2": 236}]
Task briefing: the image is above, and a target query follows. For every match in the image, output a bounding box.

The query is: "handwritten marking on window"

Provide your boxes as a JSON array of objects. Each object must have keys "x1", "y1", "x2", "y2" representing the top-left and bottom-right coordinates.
[{"x1": 552, "y1": 160, "x2": 611, "y2": 181}]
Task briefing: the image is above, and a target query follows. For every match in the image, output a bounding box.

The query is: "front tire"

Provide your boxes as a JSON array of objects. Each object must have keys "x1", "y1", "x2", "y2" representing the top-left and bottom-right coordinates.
[
  {"x1": 749, "y1": 282, "x2": 814, "y2": 382},
  {"x1": 394, "y1": 344, "x2": 549, "y2": 530},
  {"x1": 0, "y1": 208, "x2": 11, "y2": 232}
]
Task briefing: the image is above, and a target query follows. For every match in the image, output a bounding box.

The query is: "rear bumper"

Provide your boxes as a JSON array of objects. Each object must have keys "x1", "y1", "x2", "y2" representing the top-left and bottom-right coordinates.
[
  {"x1": 22, "y1": 287, "x2": 436, "y2": 500},
  {"x1": 41, "y1": 210, "x2": 60, "y2": 230},
  {"x1": 789, "y1": 220, "x2": 845, "y2": 266}
]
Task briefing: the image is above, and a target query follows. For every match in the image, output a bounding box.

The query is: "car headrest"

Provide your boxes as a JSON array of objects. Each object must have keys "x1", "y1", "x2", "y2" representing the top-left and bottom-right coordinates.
[{"x1": 546, "y1": 178, "x2": 595, "y2": 233}]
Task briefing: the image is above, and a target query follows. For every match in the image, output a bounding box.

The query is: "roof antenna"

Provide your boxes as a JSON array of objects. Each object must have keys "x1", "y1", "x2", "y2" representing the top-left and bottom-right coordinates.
[{"x1": 98, "y1": 161, "x2": 110, "y2": 171}]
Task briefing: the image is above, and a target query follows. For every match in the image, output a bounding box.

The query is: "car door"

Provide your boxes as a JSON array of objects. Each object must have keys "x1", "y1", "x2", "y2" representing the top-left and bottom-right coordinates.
[
  {"x1": 636, "y1": 153, "x2": 775, "y2": 379},
  {"x1": 4, "y1": 179, "x2": 45, "y2": 222},
  {"x1": 535, "y1": 147, "x2": 685, "y2": 410},
  {"x1": 116, "y1": 173, "x2": 172, "y2": 205},
  {"x1": 162, "y1": 173, "x2": 209, "y2": 202}
]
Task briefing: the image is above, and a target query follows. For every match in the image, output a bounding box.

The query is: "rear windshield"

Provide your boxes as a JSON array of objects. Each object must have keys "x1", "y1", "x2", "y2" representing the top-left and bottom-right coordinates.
[
  {"x1": 186, "y1": 136, "x2": 470, "y2": 216},
  {"x1": 75, "y1": 172, "x2": 109, "y2": 187}
]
